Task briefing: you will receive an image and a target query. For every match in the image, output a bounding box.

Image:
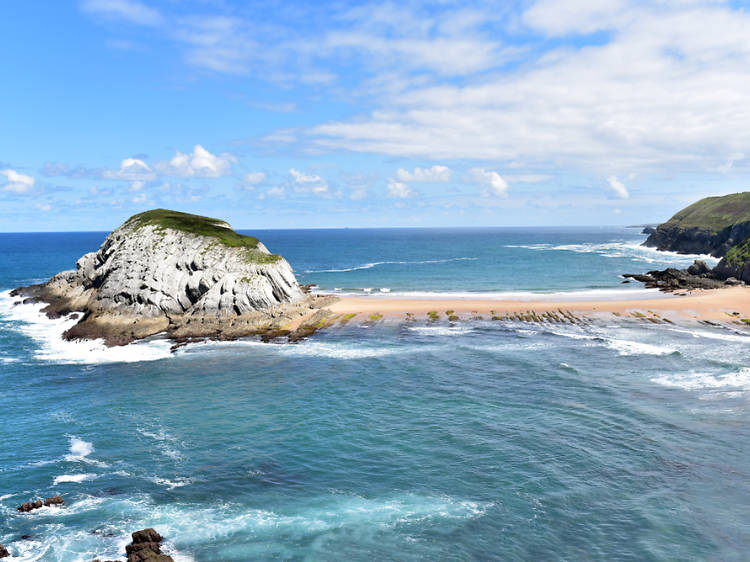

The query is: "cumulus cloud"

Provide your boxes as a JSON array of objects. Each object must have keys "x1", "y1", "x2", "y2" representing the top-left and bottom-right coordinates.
[
  {"x1": 387, "y1": 179, "x2": 413, "y2": 198},
  {"x1": 471, "y1": 169, "x2": 509, "y2": 197},
  {"x1": 80, "y1": 0, "x2": 162, "y2": 26},
  {"x1": 607, "y1": 175, "x2": 629, "y2": 199},
  {"x1": 289, "y1": 168, "x2": 328, "y2": 194},
  {"x1": 395, "y1": 165, "x2": 452, "y2": 182},
  {"x1": 156, "y1": 145, "x2": 236, "y2": 178},
  {"x1": 1, "y1": 169, "x2": 36, "y2": 193}
]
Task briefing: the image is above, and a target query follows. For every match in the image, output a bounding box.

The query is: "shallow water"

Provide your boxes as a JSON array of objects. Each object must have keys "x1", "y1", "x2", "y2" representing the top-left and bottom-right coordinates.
[{"x1": 1, "y1": 229, "x2": 748, "y2": 561}]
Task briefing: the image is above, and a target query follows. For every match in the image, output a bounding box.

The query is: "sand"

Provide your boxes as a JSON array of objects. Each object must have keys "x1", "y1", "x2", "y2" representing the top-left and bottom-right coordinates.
[{"x1": 325, "y1": 287, "x2": 750, "y2": 323}]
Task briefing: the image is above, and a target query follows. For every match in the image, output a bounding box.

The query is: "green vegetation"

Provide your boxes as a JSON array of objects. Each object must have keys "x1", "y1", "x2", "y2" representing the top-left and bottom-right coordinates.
[
  {"x1": 661, "y1": 192, "x2": 750, "y2": 231},
  {"x1": 368, "y1": 313, "x2": 383, "y2": 322},
  {"x1": 427, "y1": 311, "x2": 439, "y2": 321},
  {"x1": 340, "y1": 313, "x2": 357, "y2": 325},
  {"x1": 724, "y1": 234, "x2": 750, "y2": 266},
  {"x1": 126, "y1": 209, "x2": 260, "y2": 248},
  {"x1": 447, "y1": 314, "x2": 459, "y2": 322},
  {"x1": 243, "y1": 250, "x2": 282, "y2": 264}
]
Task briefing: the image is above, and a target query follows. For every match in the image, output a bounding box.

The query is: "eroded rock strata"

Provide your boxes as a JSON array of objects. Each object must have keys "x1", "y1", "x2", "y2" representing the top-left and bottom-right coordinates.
[{"x1": 12, "y1": 209, "x2": 336, "y2": 345}]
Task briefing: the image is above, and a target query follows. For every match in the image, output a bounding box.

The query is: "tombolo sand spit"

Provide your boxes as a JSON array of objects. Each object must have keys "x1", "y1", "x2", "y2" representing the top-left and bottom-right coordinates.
[{"x1": 325, "y1": 286, "x2": 750, "y2": 323}]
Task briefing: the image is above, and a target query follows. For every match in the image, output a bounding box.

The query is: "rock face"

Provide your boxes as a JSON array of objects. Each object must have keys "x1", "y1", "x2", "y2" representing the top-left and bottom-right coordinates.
[
  {"x1": 0, "y1": 544, "x2": 10, "y2": 558},
  {"x1": 643, "y1": 192, "x2": 750, "y2": 256},
  {"x1": 11, "y1": 209, "x2": 332, "y2": 345}
]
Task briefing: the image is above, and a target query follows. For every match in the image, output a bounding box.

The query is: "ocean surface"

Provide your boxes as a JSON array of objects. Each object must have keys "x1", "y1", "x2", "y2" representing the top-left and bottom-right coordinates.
[{"x1": 1, "y1": 227, "x2": 749, "y2": 561}]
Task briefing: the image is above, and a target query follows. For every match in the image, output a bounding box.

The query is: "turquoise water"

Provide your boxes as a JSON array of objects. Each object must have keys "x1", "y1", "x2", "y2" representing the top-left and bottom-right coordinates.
[{"x1": 1, "y1": 228, "x2": 749, "y2": 561}]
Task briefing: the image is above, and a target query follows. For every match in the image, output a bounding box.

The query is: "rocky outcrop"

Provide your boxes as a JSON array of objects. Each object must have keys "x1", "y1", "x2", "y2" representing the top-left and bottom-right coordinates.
[
  {"x1": 0, "y1": 544, "x2": 10, "y2": 558},
  {"x1": 644, "y1": 221, "x2": 750, "y2": 257},
  {"x1": 713, "y1": 235, "x2": 750, "y2": 283},
  {"x1": 17, "y1": 496, "x2": 65, "y2": 512},
  {"x1": 12, "y1": 209, "x2": 335, "y2": 345},
  {"x1": 643, "y1": 192, "x2": 750, "y2": 256},
  {"x1": 125, "y1": 528, "x2": 173, "y2": 562},
  {"x1": 93, "y1": 528, "x2": 174, "y2": 562},
  {"x1": 624, "y1": 259, "x2": 746, "y2": 291}
]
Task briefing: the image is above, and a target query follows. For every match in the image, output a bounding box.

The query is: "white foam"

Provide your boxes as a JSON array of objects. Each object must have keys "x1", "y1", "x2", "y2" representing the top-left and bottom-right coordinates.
[
  {"x1": 0, "y1": 291, "x2": 173, "y2": 365},
  {"x1": 178, "y1": 338, "x2": 413, "y2": 360},
  {"x1": 136, "y1": 426, "x2": 185, "y2": 460},
  {"x1": 64, "y1": 437, "x2": 94, "y2": 461},
  {"x1": 148, "y1": 476, "x2": 194, "y2": 490},
  {"x1": 379, "y1": 288, "x2": 391, "y2": 293},
  {"x1": 305, "y1": 257, "x2": 478, "y2": 274},
  {"x1": 505, "y1": 240, "x2": 719, "y2": 267},
  {"x1": 0, "y1": 357, "x2": 18, "y2": 363},
  {"x1": 408, "y1": 325, "x2": 475, "y2": 336},
  {"x1": 63, "y1": 436, "x2": 108, "y2": 466},
  {"x1": 53, "y1": 473, "x2": 97, "y2": 485},
  {"x1": 605, "y1": 339, "x2": 677, "y2": 356},
  {"x1": 652, "y1": 368, "x2": 750, "y2": 392}
]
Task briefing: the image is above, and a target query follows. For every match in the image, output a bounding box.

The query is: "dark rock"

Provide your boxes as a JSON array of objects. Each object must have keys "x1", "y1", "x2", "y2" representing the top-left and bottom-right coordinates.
[
  {"x1": 687, "y1": 260, "x2": 711, "y2": 276},
  {"x1": 644, "y1": 221, "x2": 750, "y2": 257},
  {"x1": 726, "y1": 277, "x2": 742, "y2": 285},
  {"x1": 21, "y1": 535, "x2": 31, "y2": 540},
  {"x1": 123, "y1": 528, "x2": 174, "y2": 562},
  {"x1": 0, "y1": 544, "x2": 10, "y2": 558},
  {"x1": 623, "y1": 268, "x2": 726, "y2": 292},
  {"x1": 17, "y1": 496, "x2": 64, "y2": 512},
  {"x1": 641, "y1": 226, "x2": 655, "y2": 235}
]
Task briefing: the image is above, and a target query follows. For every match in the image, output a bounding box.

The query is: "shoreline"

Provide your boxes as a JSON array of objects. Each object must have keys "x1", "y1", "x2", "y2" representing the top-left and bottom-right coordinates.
[{"x1": 325, "y1": 286, "x2": 750, "y2": 323}]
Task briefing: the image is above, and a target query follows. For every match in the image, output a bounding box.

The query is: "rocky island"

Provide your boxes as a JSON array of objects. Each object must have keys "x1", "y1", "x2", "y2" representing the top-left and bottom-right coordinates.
[
  {"x1": 11, "y1": 209, "x2": 335, "y2": 345},
  {"x1": 626, "y1": 192, "x2": 750, "y2": 290}
]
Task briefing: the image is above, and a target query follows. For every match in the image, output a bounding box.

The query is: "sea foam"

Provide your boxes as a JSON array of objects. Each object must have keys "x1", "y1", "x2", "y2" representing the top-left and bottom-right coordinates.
[{"x1": 0, "y1": 290, "x2": 173, "y2": 364}]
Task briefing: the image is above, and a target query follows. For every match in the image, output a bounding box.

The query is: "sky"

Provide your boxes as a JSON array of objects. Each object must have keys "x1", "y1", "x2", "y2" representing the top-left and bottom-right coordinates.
[{"x1": 2, "y1": 0, "x2": 750, "y2": 231}]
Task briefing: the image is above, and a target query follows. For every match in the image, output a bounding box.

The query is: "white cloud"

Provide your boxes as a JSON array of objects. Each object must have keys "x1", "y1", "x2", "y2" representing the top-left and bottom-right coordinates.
[
  {"x1": 387, "y1": 179, "x2": 413, "y2": 198},
  {"x1": 607, "y1": 175, "x2": 629, "y2": 199},
  {"x1": 395, "y1": 165, "x2": 452, "y2": 182},
  {"x1": 132, "y1": 192, "x2": 147, "y2": 204},
  {"x1": 289, "y1": 168, "x2": 329, "y2": 194},
  {"x1": 130, "y1": 180, "x2": 144, "y2": 191},
  {"x1": 0, "y1": 169, "x2": 35, "y2": 193},
  {"x1": 259, "y1": 186, "x2": 286, "y2": 200},
  {"x1": 309, "y1": 2, "x2": 750, "y2": 175},
  {"x1": 243, "y1": 171, "x2": 266, "y2": 185},
  {"x1": 35, "y1": 202, "x2": 52, "y2": 212},
  {"x1": 80, "y1": 0, "x2": 162, "y2": 26},
  {"x1": 156, "y1": 145, "x2": 236, "y2": 178},
  {"x1": 103, "y1": 157, "x2": 154, "y2": 181},
  {"x1": 472, "y1": 169, "x2": 509, "y2": 197}
]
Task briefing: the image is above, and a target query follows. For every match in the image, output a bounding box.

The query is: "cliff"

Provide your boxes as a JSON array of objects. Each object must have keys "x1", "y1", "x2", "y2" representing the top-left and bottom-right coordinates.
[
  {"x1": 12, "y1": 209, "x2": 333, "y2": 345},
  {"x1": 643, "y1": 192, "x2": 750, "y2": 256}
]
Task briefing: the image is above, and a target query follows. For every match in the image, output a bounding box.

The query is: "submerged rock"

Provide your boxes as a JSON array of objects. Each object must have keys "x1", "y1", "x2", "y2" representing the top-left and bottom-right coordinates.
[{"x1": 12, "y1": 209, "x2": 335, "y2": 345}]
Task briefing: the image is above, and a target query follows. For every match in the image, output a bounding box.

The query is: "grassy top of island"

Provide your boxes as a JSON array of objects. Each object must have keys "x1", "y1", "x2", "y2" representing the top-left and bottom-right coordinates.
[
  {"x1": 125, "y1": 209, "x2": 281, "y2": 263},
  {"x1": 661, "y1": 192, "x2": 750, "y2": 231}
]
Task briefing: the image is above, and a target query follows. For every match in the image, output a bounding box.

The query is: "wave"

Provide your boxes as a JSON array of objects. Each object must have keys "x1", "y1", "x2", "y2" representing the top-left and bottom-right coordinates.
[
  {"x1": 605, "y1": 339, "x2": 678, "y2": 356},
  {"x1": 63, "y1": 436, "x2": 108, "y2": 467},
  {"x1": 504, "y1": 240, "x2": 719, "y2": 266},
  {"x1": 651, "y1": 367, "x2": 750, "y2": 393},
  {"x1": 178, "y1": 338, "x2": 420, "y2": 360},
  {"x1": 408, "y1": 325, "x2": 475, "y2": 336},
  {"x1": 0, "y1": 290, "x2": 173, "y2": 364},
  {"x1": 147, "y1": 476, "x2": 194, "y2": 490},
  {"x1": 136, "y1": 426, "x2": 185, "y2": 461},
  {"x1": 305, "y1": 257, "x2": 478, "y2": 274},
  {"x1": 53, "y1": 473, "x2": 98, "y2": 485}
]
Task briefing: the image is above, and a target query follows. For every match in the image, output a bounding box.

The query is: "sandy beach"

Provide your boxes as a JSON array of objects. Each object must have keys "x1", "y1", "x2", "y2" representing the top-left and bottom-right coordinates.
[{"x1": 326, "y1": 287, "x2": 750, "y2": 323}]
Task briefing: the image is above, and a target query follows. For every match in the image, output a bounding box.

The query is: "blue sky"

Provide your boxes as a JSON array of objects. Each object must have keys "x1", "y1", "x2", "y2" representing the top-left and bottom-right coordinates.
[{"x1": 2, "y1": 0, "x2": 750, "y2": 231}]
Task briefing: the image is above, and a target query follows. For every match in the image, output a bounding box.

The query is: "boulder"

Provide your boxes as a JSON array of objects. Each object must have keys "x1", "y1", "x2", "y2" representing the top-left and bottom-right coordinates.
[
  {"x1": 124, "y1": 528, "x2": 174, "y2": 562},
  {"x1": 687, "y1": 259, "x2": 711, "y2": 276},
  {"x1": 0, "y1": 544, "x2": 10, "y2": 558}
]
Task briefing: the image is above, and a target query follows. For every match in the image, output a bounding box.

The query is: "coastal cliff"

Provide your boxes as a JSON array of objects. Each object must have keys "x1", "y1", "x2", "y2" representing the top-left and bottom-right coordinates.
[
  {"x1": 643, "y1": 192, "x2": 750, "y2": 256},
  {"x1": 12, "y1": 209, "x2": 334, "y2": 345}
]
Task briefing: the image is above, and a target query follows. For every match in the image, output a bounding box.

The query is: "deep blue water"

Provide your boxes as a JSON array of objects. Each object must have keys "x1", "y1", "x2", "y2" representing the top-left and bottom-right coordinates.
[{"x1": 1, "y1": 228, "x2": 749, "y2": 561}]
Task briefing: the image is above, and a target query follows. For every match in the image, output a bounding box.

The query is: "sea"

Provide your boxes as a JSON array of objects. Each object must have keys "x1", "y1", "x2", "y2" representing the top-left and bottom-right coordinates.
[{"x1": 1, "y1": 227, "x2": 749, "y2": 561}]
